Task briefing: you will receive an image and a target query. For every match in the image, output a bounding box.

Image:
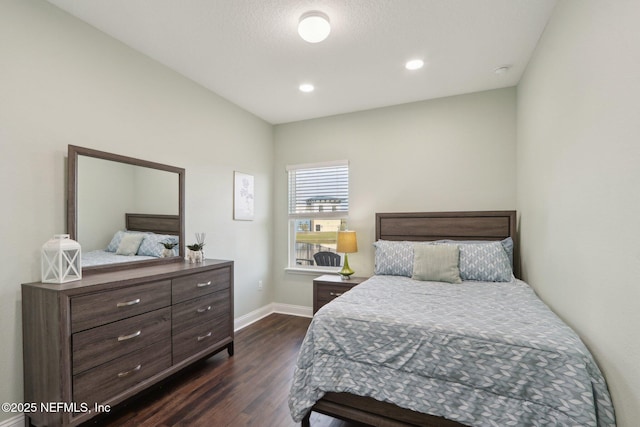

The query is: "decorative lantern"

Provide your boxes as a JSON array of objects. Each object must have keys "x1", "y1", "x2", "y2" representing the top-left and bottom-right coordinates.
[{"x1": 41, "y1": 234, "x2": 82, "y2": 283}]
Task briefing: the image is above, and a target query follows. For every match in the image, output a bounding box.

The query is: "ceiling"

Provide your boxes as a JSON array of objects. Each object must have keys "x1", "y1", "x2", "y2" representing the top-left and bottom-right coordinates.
[{"x1": 46, "y1": 0, "x2": 558, "y2": 124}]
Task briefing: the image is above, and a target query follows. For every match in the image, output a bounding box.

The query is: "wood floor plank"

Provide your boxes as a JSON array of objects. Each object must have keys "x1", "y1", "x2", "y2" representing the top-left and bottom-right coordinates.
[{"x1": 83, "y1": 314, "x2": 366, "y2": 427}]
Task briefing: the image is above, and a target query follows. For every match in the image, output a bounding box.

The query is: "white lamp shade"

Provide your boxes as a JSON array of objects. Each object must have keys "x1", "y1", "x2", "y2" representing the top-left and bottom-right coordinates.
[
  {"x1": 41, "y1": 234, "x2": 82, "y2": 283},
  {"x1": 298, "y1": 12, "x2": 331, "y2": 43}
]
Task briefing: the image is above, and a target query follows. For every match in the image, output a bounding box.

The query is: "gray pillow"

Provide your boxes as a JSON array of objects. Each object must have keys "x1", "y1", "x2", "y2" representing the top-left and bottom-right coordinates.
[
  {"x1": 138, "y1": 233, "x2": 179, "y2": 257},
  {"x1": 438, "y1": 237, "x2": 514, "y2": 267},
  {"x1": 373, "y1": 240, "x2": 416, "y2": 277},
  {"x1": 412, "y1": 244, "x2": 462, "y2": 284},
  {"x1": 457, "y1": 241, "x2": 512, "y2": 282},
  {"x1": 115, "y1": 233, "x2": 145, "y2": 256},
  {"x1": 106, "y1": 230, "x2": 127, "y2": 252}
]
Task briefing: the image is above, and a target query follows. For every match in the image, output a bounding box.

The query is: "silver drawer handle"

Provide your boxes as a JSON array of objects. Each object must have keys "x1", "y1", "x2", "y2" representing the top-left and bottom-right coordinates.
[
  {"x1": 117, "y1": 364, "x2": 141, "y2": 378},
  {"x1": 196, "y1": 306, "x2": 212, "y2": 313},
  {"x1": 196, "y1": 281, "x2": 212, "y2": 288},
  {"x1": 197, "y1": 332, "x2": 212, "y2": 341},
  {"x1": 116, "y1": 298, "x2": 141, "y2": 308},
  {"x1": 329, "y1": 292, "x2": 343, "y2": 297},
  {"x1": 117, "y1": 330, "x2": 141, "y2": 341}
]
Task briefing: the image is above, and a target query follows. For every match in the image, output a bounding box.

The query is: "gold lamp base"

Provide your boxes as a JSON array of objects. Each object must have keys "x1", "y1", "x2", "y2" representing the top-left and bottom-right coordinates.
[{"x1": 339, "y1": 253, "x2": 354, "y2": 280}]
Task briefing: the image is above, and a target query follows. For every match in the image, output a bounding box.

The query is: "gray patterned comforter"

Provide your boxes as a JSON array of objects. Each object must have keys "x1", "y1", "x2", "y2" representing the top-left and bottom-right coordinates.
[{"x1": 288, "y1": 276, "x2": 615, "y2": 426}]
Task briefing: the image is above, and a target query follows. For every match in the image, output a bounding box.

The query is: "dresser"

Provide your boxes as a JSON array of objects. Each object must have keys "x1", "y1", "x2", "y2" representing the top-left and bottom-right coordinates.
[
  {"x1": 312, "y1": 275, "x2": 368, "y2": 314},
  {"x1": 22, "y1": 259, "x2": 233, "y2": 427}
]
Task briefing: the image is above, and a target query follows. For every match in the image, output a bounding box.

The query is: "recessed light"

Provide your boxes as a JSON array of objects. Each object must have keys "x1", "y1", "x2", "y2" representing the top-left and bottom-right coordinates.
[
  {"x1": 298, "y1": 11, "x2": 331, "y2": 43},
  {"x1": 405, "y1": 59, "x2": 424, "y2": 71},
  {"x1": 299, "y1": 83, "x2": 315, "y2": 93},
  {"x1": 494, "y1": 65, "x2": 511, "y2": 75}
]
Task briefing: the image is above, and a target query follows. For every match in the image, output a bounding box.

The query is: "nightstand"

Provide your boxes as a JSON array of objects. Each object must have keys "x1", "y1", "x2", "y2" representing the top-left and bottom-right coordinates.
[{"x1": 313, "y1": 275, "x2": 368, "y2": 314}]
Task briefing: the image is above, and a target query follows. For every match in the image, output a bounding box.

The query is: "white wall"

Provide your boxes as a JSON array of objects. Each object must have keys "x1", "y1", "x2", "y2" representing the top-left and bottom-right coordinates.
[
  {"x1": 517, "y1": 1, "x2": 640, "y2": 425},
  {"x1": 273, "y1": 88, "x2": 517, "y2": 306},
  {"x1": 78, "y1": 157, "x2": 137, "y2": 251},
  {"x1": 0, "y1": 0, "x2": 274, "y2": 420},
  {"x1": 133, "y1": 166, "x2": 180, "y2": 216}
]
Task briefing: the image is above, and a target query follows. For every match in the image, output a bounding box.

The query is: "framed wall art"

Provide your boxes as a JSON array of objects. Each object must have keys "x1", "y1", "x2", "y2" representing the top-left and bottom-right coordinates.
[{"x1": 233, "y1": 171, "x2": 254, "y2": 220}]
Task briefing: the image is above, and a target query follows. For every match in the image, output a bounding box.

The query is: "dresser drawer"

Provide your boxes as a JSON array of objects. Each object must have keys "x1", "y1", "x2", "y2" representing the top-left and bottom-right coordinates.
[
  {"x1": 172, "y1": 314, "x2": 231, "y2": 364},
  {"x1": 71, "y1": 280, "x2": 171, "y2": 333},
  {"x1": 73, "y1": 339, "x2": 171, "y2": 406},
  {"x1": 72, "y1": 307, "x2": 171, "y2": 375},
  {"x1": 172, "y1": 291, "x2": 230, "y2": 335},
  {"x1": 172, "y1": 267, "x2": 230, "y2": 304}
]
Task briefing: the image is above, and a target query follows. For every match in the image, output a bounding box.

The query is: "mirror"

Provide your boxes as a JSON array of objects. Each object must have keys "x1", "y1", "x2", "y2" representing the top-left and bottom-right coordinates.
[{"x1": 68, "y1": 145, "x2": 185, "y2": 273}]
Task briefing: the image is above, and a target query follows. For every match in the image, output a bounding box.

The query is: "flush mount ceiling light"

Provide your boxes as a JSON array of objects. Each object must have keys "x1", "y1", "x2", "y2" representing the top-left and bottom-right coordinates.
[
  {"x1": 298, "y1": 11, "x2": 331, "y2": 43},
  {"x1": 299, "y1": 83, "x2": 315, "y2": 93},
  {"x1": 405, "y1": 59, "x2": 424, "y2": 71}
]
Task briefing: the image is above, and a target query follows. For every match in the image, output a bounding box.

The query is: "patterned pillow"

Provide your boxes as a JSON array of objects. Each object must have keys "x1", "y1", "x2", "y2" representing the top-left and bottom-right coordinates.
[
  {"x1": 138, "y1": 233, "x2": 179, "y2": 257},
  {"x1": 457, "y1": 241, "x2": 512, "y2": 282},
  {"x1": 105, "y1": 230, "x2": 128, "y2": 252},
  {"x1": 500, "y1": 237, "x2": 514, "y2": 267},
  {"x1": 374, "y1": 240, "x2": 434, "y2": 276},
  {"x1": 438, "y1": 237, "x2": 514, "y2": 267}
]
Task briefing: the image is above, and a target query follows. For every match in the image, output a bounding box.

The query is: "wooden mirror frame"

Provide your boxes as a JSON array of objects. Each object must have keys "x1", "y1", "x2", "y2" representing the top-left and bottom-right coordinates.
[{"x1": 67, "y1": 145, "x2": 185, "y2": 274}]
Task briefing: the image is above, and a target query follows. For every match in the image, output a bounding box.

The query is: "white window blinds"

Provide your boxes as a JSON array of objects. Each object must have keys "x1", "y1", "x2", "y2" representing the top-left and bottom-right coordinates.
[{"x1": 287, "y1": 161, "x2": 349, "y2": 219}]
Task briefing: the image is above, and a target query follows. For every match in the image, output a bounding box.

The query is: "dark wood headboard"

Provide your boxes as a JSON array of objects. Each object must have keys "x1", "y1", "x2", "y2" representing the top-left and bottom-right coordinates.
[
  {"x1": 376, "y1": 211, "x2": 519, "y2": 278},
  {"x1": 126, "y1": 213, "x2": 180, "y2": 235}
]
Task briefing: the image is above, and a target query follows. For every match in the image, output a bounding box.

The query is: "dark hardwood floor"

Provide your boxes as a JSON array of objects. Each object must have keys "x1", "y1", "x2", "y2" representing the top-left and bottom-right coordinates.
[{"x1": 83, "y1": 313, "x2": 367, "y2": 427}]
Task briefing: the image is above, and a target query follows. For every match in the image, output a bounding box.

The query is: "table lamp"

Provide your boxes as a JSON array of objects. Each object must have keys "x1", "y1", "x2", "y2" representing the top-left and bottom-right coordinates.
[{"x1": 336, "y1": 230, "x2": 358, "y2": 279}]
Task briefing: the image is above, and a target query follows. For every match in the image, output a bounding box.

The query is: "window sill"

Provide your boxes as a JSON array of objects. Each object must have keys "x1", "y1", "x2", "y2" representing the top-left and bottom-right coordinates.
[{"x1": 285, "y1": 267, "x2": 341, "y2": 276}]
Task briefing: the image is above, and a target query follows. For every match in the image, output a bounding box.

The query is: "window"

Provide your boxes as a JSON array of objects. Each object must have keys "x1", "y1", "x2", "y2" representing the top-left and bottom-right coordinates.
[{"x1": 287, "y1": 161, "x2": 349, "y2": 270}]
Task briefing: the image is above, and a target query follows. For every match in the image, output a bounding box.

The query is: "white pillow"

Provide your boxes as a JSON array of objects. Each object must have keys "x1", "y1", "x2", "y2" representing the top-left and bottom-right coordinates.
[{"x1": 115, "y1": 233, "x2": 145, "y2": 256}]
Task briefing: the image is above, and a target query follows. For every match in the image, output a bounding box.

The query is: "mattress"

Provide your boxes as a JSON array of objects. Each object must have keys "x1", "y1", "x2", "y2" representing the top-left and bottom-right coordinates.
[{"x1": 288, "y1": 275, "x2": 615, "y2": 426}]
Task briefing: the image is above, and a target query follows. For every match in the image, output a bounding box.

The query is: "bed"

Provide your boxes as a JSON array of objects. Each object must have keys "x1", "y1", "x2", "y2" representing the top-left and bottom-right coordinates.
[
  {"x1": 82, "y1": 213, "x2": 180, "y2": 267},
  {"x1": 289, "y1": 211, "x2": 616, "y2": 427}
]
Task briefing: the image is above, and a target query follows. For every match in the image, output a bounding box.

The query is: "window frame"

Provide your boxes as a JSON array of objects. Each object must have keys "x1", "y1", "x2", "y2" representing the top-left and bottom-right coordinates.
[{"x1": 286, "y1": 160, "x2": 349, "y2": 272}]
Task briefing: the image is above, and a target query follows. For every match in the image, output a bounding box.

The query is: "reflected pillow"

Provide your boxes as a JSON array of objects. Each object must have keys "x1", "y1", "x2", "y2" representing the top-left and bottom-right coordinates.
[
  {"x1": 115, "y1": 233, "x2": 145, "y2": 256},
  {"x1": 106, "y1": 230, "x2": 128, "y2": 252},
  {"x1": 412, "y1": 244, "x2": 462, "y2": 284},
  {"x1": 138, "y1": 233, "x2": 179, "y2": 257}
]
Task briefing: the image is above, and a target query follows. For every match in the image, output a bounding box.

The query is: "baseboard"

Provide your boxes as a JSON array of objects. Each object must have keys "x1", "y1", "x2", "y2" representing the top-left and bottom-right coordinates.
[
  {"x1": 0, "y1": 414, "x2": 24, "y2": 427},
  {"x1": 272, "y1": 303, "x2": 313, "y2": 318},
  {"x1": 233, "y1": 303, "x2": 274, "y2": 331},
  {"x1": 234, "y1": 303, "x2": 312, "y2": 331}
]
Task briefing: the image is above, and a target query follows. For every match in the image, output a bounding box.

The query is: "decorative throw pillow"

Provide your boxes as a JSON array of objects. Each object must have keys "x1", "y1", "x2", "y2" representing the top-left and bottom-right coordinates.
[
  {"x1": 412, "y1": 244, "x2": 462, "y2": 284},
  {"x1": 138, "y1": 233, "x2": 179, "y2": 257},
  {"x1": 115, "y1": 233, "x2": 145, "y2": 256},
  {"x1": 458, "y1": 241, "x2": 512, "y2": 282},
  {"x1": 106, "y1": 230, "x2": 128, "y2": 252},
  {"x1": 373, "y1": 240, "x2": 416, "y2": 276}
]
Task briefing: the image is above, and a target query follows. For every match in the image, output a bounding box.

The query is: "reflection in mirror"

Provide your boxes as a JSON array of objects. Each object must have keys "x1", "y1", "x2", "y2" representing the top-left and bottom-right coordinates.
[{"x1": 68, "y1": 145, "x2": 185, "y2": 273}]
